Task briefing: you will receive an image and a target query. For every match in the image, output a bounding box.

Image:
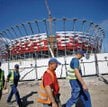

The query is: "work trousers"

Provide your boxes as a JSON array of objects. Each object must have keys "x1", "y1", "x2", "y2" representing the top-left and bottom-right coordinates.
[
  {"x1": 66, "y1": 79, "x2": 92, "y2": 107},
  {"x1": 7, "y1": 85, "x2": 22, "y2": 106}
]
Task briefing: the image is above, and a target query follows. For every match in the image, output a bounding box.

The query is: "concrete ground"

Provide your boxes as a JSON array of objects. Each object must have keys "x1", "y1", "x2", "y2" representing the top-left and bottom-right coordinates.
[{"x1": 0, "y1": 75, "x2": 108, "y2": 107}]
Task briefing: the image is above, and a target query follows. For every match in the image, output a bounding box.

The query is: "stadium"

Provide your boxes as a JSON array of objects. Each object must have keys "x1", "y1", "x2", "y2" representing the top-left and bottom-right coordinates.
[
  {"x1": 0, "y1": 18, "x2": 105, "y2": 61},
  {"x1": 0, "y1": 17, "x2": 107, "y2": 80},
  {"x1": 0, "y1": 0, "x2": 107, "y2": 82}
]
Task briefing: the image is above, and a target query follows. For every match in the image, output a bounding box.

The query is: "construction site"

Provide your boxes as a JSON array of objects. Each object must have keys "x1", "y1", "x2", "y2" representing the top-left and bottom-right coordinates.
[{"x1": 0, "y1": 0, "x2": 108, "y2": 107}]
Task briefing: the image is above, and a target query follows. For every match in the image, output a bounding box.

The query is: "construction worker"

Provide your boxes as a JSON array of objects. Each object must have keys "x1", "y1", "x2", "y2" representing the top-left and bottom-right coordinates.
[
  {"x1": 5, "y1": 64, "x2": 22, "y2": 107},
  {"x1": 37, "y1": 57, "x2": 61, "y2": 107},
  {"x1": 65, "y1": 50, "x2": 92, "y2": 107},
  {"x1": 0, "y1": 61, "x2": 5, "y2": 100}
]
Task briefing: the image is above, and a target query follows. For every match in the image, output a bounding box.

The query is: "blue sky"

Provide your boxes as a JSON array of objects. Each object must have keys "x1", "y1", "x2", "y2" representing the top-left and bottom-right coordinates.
[{"x1": 0, "y1": 0, "x2": 108, "y2": 52}]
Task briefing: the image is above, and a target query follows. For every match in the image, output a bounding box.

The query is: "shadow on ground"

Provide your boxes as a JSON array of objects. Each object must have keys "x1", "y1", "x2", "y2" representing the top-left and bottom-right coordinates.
[
  {"x1": 98, "y1": 76, "x2": 108, "y2": 84},
  {"x1": 22, "y1": 91, "x2": 37, "y2": 107},
  {"x1": 11, "y1": 91, "x2": 37, "y2": 107}
]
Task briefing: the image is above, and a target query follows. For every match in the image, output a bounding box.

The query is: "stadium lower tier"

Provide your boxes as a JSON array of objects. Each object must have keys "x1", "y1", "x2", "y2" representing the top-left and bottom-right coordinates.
[
  {"x1": 0, "y1": 32, "x2": 101, "y2": 60},
  {"x1": 10, "y1": 41, "x2": 95, "y2": 55}
]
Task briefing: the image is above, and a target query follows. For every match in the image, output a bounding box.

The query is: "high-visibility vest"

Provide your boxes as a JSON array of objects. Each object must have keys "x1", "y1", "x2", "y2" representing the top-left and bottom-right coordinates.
[
  {"x1": 66, "y1": 67, "x2": 77, "y2": 80},
  {"x1": 9, "y1": 71, "x2": 14, "y2": 85},
  {"x1": 66, "y1": 64, "x2": 82, "y2": 80},
  {"x1": 0, "y1": 69, "x2": 4, "y2": 90},
  {"x1": 37, "y1": 70, "x2": 55, "y2": 104}
]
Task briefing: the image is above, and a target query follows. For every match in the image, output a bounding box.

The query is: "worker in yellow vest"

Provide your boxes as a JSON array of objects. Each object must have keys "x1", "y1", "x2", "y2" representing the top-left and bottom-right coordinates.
[
  {"x1": 5, "y1": 64, "x2": 22, "y2": 107},
  {"x1": 65, "y1": 50, "x2": 92, "y2": 107},
  {"x1": 0, "y1": 61, "x2": 5, "y2": 100}
]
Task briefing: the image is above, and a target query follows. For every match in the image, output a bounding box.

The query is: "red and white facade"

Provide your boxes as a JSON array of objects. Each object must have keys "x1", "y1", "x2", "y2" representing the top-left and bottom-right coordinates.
[{"x1": 8, "y1": 31, "x2": 99, "y2": 56}]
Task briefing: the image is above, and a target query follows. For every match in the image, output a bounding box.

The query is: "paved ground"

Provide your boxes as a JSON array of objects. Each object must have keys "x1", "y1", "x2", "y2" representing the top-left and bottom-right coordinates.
[{"x1": 0, "y1": 75, "x2": 108, "y2": 107}]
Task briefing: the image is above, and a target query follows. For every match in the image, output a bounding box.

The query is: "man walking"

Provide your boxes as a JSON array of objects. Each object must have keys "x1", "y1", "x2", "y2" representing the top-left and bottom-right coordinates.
[
  {"x1": 37, "y1": 57, "x2": 61, "y2": 107},
  {"x1": 65, "y1": 50, "x2": 92, "y2": 107},
  {"x1": 5, "y1": 64, "x2": 22, "y2": 107},
  {"x1": 0, "y1": 62, "x2": 5, "y2": 100}
]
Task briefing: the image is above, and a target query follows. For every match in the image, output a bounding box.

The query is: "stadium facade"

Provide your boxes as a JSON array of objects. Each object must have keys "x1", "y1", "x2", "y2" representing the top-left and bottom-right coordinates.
[
  {"x1": 0, "y1": 18, "x2": 107, "y2": 80},
  {"x1": 0, "y1": 0, "x2": 106, "y2": 80},
  {"x1": 0, "y1": 18, "x2": 105, "y2": 61}
]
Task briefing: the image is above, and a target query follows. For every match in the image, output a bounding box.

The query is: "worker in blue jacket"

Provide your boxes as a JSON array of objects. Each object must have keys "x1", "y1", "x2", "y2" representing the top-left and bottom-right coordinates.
[{"x1": 65, "y1": 50, "x2": 92, "y2": 107}]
